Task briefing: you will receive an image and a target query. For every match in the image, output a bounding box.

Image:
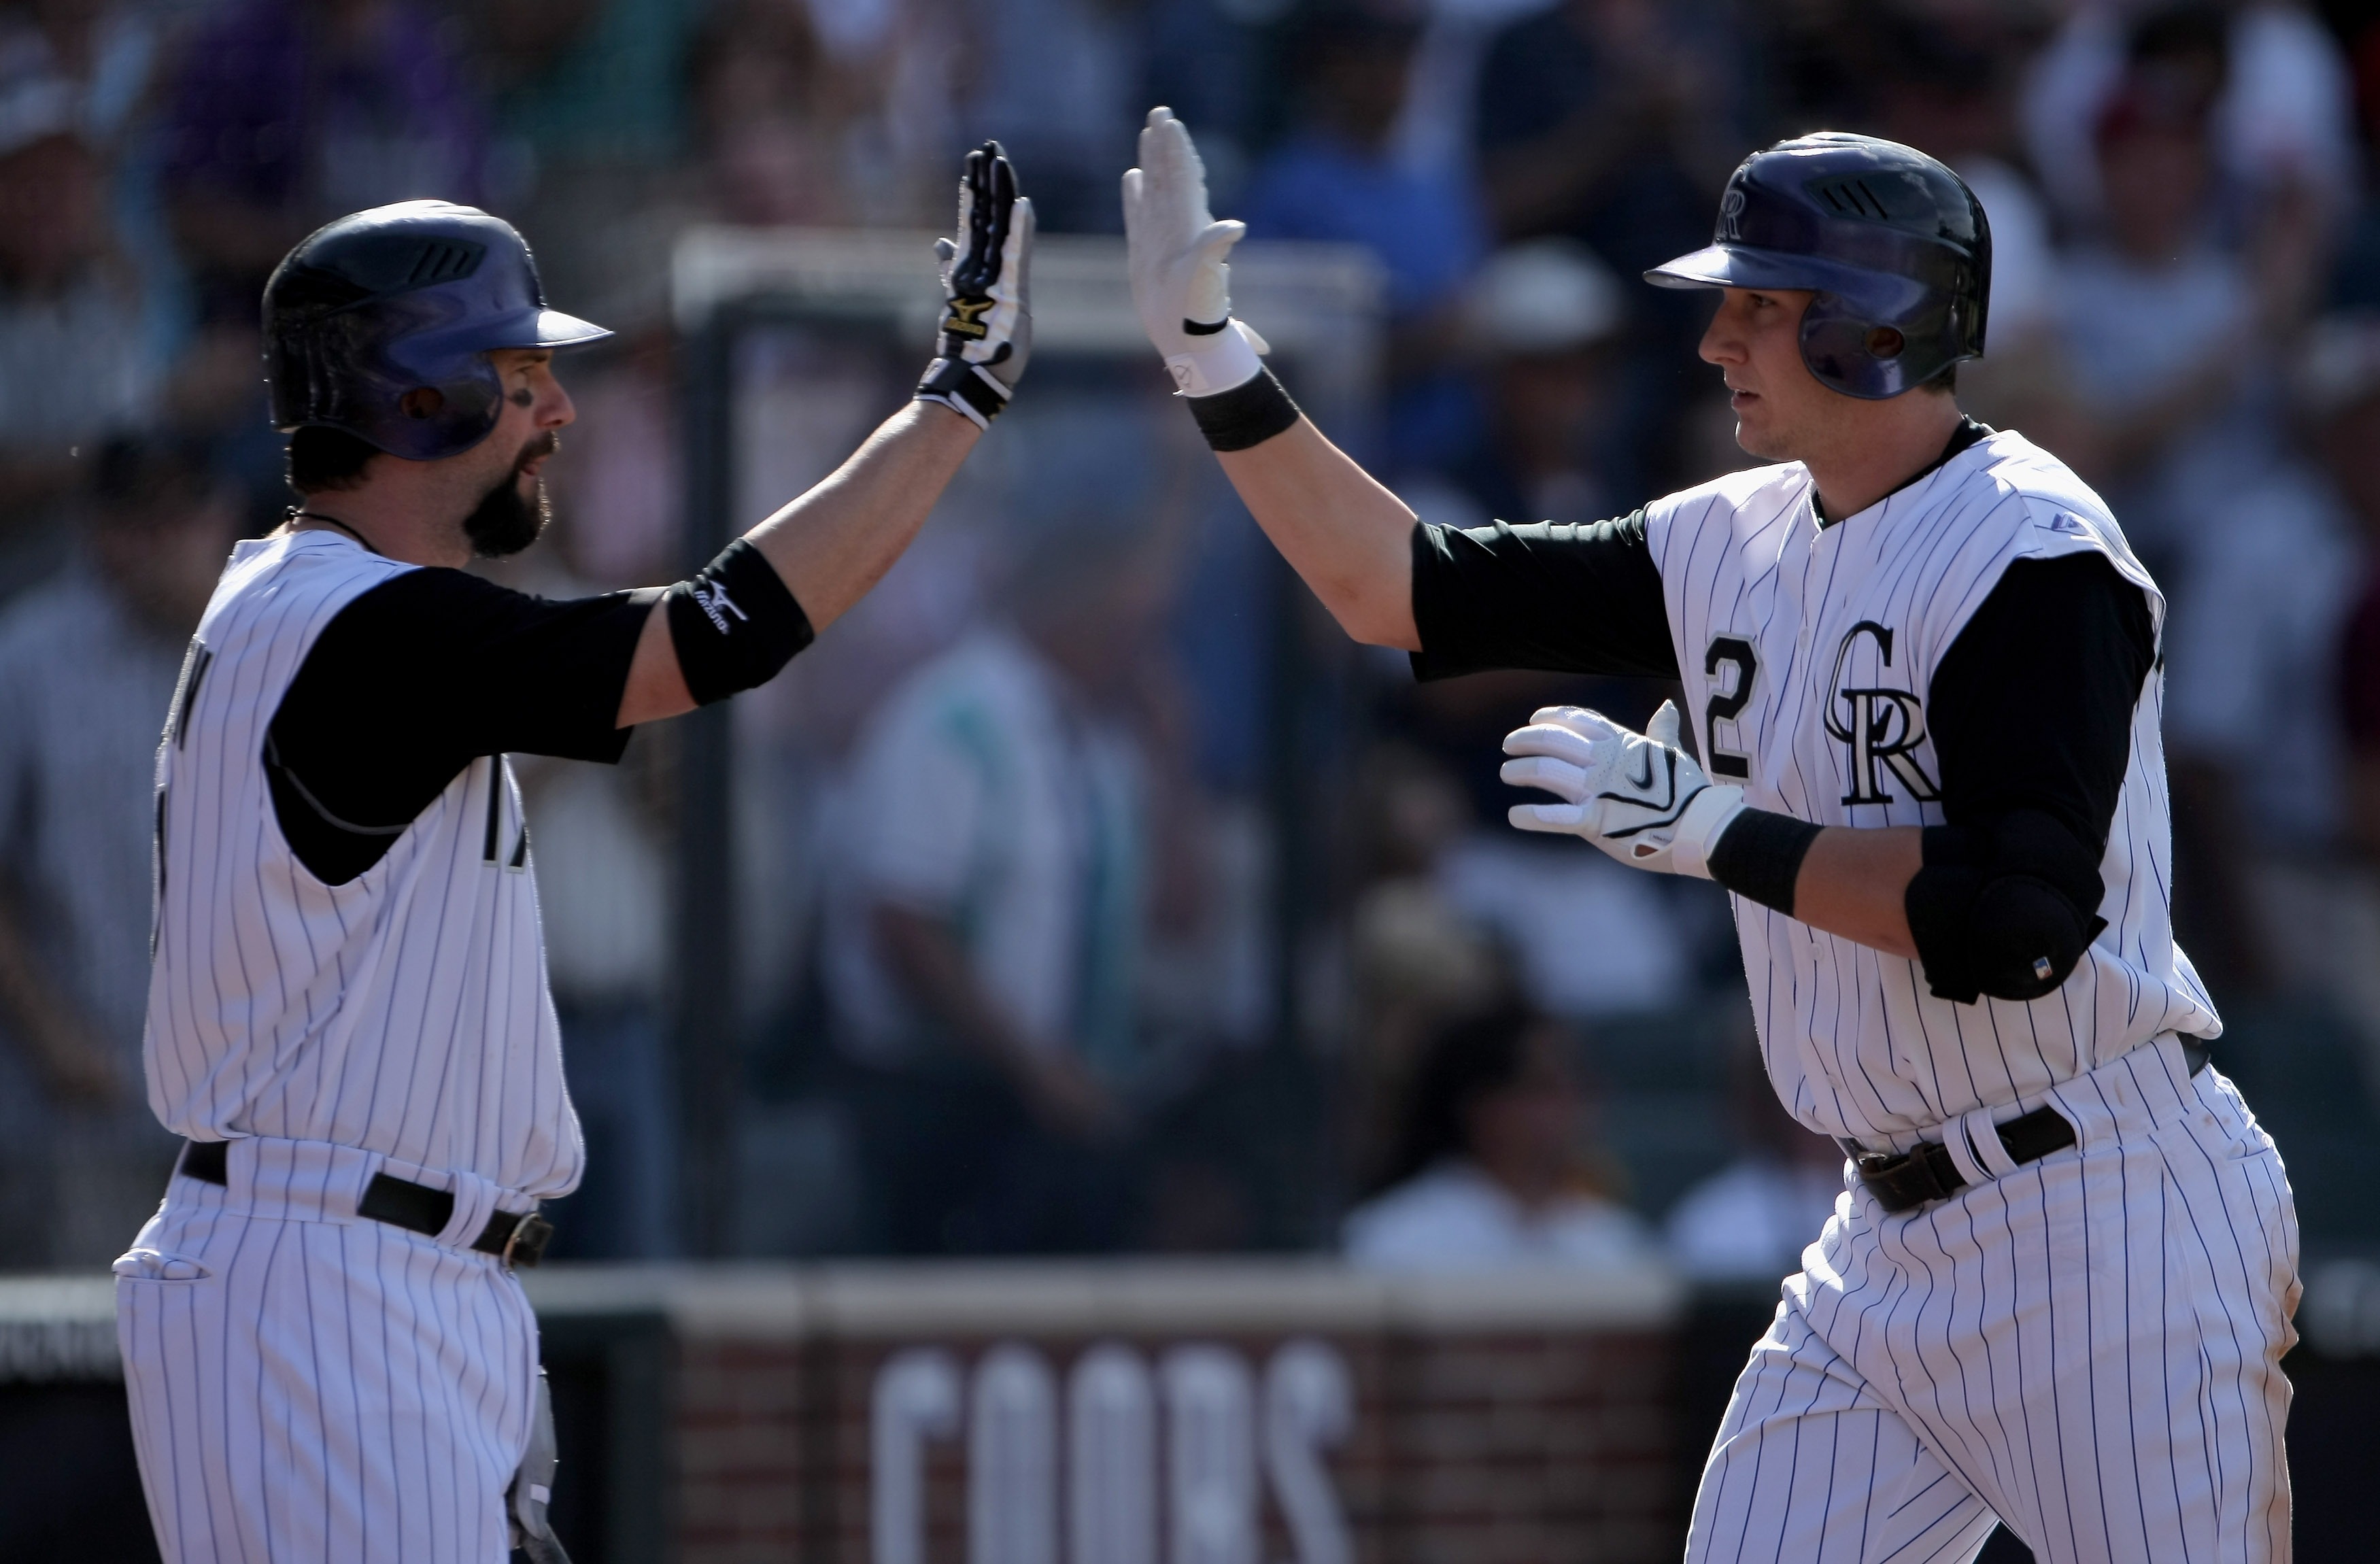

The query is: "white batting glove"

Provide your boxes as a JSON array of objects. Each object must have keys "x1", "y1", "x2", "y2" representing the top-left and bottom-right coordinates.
[
  {"x1": 916, "y1": 141, "x2": 1034, "y2": 430},
  {"x1": 1501, "y1": 700, "x2": 1746, "y2": 878},
  {"x1": 1122, "y1": 105, "x2": 1271, "y2": 396}
]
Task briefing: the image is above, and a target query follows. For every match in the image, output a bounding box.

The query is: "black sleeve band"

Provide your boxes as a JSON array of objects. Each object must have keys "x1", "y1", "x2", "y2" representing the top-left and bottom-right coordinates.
[
  {"x1": 1187, "y1": 367, "x2": 1302, "y2": 452},
  {"x1": 1407, "y1": 510, "x2": 1678, "y2": 681},
  {"x1": 1904, "y1": 813, "x2": 2107, "y2": 1003},
  {"x1": 1706, "y1": 807, "x2": 1822, "y2": 916},
  {"x1": 664, "y1": 538, "x2": 815, "y2": 707}
]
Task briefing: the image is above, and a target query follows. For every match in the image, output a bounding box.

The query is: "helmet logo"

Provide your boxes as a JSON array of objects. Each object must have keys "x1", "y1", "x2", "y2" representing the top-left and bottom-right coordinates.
[{"x1": 1718, "y1": 187, "x2": 1746, "y2": 241}]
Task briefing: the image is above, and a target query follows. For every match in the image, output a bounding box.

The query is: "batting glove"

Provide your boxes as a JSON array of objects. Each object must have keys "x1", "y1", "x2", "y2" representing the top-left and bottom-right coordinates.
[
  {"x1": 916, "y1": 141, "x2": 1034, "y2": 430},
  {"x1": 1501, "y1": 701, "x2": 1747, "y2": 878},
  {"x1": 1122, "y1": 106, "x2": 1272, "y2": 396}
]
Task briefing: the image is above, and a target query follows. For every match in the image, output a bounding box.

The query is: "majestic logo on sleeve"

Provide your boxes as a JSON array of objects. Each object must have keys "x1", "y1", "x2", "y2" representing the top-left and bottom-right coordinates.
[{"x1": 1825, "y1": 621, "x2": 1939, "y2": 805}]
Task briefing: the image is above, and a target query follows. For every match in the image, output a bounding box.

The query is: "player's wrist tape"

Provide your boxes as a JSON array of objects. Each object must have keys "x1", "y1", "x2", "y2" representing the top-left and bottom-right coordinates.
[
  {"x1": 915, "y1": 356, "x2": 1013, "y2": 430},
  {"x1": 1187, "y1": 366, "x2": 1302, "y2": 452},
  {"x1": 664, "y1": 538, "x2": 815, "y2": 706},
  {"x1": 1166, "y1": 318, "x2": 1268, "y2": 397},
  {"x1": 1705, "y1": 806, "x2": 1821, "y2": 914}
]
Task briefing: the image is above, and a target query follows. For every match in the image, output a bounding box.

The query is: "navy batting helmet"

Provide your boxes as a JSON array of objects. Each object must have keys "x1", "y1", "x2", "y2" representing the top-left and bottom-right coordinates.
[
  {"x1": 1646, "y1": 134, "x2": 1989, "y2": 400},
  {"x1": 264, "y1": 201, "x2": 611, "y2": 461}
]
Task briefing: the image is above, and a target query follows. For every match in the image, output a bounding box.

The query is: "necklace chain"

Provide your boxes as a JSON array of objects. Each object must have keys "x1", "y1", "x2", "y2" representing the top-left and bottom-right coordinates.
[{"x1": 288, "y1": 509, "x2": 381, "y2": 555}]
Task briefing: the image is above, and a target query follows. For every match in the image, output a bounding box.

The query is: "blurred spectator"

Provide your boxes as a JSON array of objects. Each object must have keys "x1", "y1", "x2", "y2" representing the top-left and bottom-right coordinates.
[
  {"x1": 0, "y1": 435, "x2": 235, "y2": 1267},
  {"x1": 466, "y1": 0, "x2": 678, "y2": 169},
  {"x1": 958, "y1": 0, "x2": 1143, "y2": 233},
  {"x1": 1342, "y1": 1004, "x2": 1658, "y2": 1270},
  {"x1": 1242, "y1": 0, "x2": 1486, "y2": 475},
  {"x1": 1437, "y1": 828, "x2": 1689, "y2": 1017},
  {"x1": 0, "y1": 0, "x2": 184, "y2": 356},
  {"x1": 692, "y1": 0, "x2": 852, "y2": 228},
  {"x1": 1665, "y1": 1045, "x2": 1844, "y2": 1284},
  {"x1": 1142, "y1": 0, "x2": 1274, "y2": 205},
  {"x1": 1450, "y1": 237, "x2": 1626, "y2": 526},
  {"x1": 2322, "y1": 317, "x2": 2380, "y2": 861},
  {"x1": 2161, "y1": 377, "x2": 2361, "y2": 860},
  {"x1": 0, "y1": 1, "x2": 172, "y2": 155},
  {"x1": 159, "y1": 0, "x2": 492, "y2": 322},
  {"x1": 2024, "y1": 0, "x2": 2359, "y2": 233},
  {"x1": 1472, "y1": 0, "x2": 1731, "y2": 492},
  {"x1": 2053, "y1": 66, "x2": 2323, "y2": 573},
  {"x1": 1865, "y1": 8, "x2": 2059, "y2": 345},
  {"x1": 0, "y1": 78, "x2": 158, "y2": 589},
  {"x1": 823, "y1": 509, "x2": 1183, "y2": 1254},
  {"x1": 1347, "y1": 743, "x2": 1509, "y2": 1185}
]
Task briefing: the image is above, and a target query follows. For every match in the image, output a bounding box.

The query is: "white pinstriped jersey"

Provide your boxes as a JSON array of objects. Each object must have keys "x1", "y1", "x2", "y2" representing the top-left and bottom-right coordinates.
[
  {"x1": 144, "y1": 532, "x2": 582, "y2": 1197},
  {"x1": 1650, "y1": 429, "x2": 2220, "y2": 1144}
]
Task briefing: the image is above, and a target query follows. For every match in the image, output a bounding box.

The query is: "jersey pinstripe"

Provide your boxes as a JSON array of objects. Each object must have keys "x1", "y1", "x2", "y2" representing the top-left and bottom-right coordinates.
[
  {"x1": 1646, "y1": 429, "x2": 2220, "y2": 1146},
  {"x1": 144, "y1": 530, "x2": 581, "y2": 1197}
]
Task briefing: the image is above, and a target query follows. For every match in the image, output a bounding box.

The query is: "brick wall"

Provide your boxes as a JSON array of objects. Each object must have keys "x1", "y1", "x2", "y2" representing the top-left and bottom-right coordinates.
[{"x1": 606, "y1": 1261, "x2": 1685, "y2": 1564}]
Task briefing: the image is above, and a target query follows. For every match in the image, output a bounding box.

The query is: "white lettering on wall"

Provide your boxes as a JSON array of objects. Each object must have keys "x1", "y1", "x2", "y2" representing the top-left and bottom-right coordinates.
[
  {"x1": 1069, "y1": 1344, "x2": 1159, "y2": 1564},
  {"x1": 970, "y1": 1344, "x2": 1059, "y2": 1564},
  {"x1": 1264, "y1": 1340, "x2": 1354, "y2": 1564},
  {"x1": 868, "y1": 1340, "x2": 1353, "y2": 1564},
  {"x1": 872, "y1": 1347, "x2": 962, "y2": 1564},
  {"x1": 1162, "y1": 1345, "x2": 1259, "y2": 1564}
]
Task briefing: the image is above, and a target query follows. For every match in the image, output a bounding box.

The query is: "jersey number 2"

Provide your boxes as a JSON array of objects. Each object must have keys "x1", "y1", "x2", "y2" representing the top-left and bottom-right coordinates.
[{"x1": 1703, "y1": 636, "x2": 1756, "y2": 779}]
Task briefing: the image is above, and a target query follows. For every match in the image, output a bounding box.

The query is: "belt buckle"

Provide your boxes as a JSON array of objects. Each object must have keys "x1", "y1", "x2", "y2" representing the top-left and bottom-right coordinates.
[{"x1": 503, "y1": 1212, "x2": 554, "y2": 1269}]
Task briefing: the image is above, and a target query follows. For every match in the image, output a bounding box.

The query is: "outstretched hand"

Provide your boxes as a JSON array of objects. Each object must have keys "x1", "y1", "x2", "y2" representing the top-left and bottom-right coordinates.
[
  {"x1": 917, "y1": 141, "x2": 1034, "y2": 428},
  {"x1": 1123, "y1": 107, "x2": 1268, "y2": 395}
]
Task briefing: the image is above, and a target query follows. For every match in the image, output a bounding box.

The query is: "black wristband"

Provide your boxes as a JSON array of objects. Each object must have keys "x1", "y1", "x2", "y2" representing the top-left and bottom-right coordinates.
[
  {"x1": 915, "y1": 356, "x2": 1011, "y2": 429},
  {"x1": 1705, "y1": 807, "x2": 1822, "y2": 915},
  {"x1": 664, "y1": 538, "x2": 815, "y2": 706},
  {"x1": 1187, "y1": 367, "x2": 1302, "y2": 452}
]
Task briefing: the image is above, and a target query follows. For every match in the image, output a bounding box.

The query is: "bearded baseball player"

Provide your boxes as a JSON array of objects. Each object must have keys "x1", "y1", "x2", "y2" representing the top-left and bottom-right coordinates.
[
  {"x1": 116, "y1": 146, "x2": 1030, "y2": 1563},
  {"x1": 1126, "y1": 110, "x2": 2298, "y2": 1561}
]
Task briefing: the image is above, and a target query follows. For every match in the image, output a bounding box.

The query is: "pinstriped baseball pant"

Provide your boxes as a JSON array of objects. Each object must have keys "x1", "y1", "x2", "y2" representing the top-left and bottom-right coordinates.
[
  {"x1": 116, "y1": 1186, "x2": 537, "y2": 1563},
  {"x1": 1687, "y1": 1038, "x2": 2300, "y2": 1564}
]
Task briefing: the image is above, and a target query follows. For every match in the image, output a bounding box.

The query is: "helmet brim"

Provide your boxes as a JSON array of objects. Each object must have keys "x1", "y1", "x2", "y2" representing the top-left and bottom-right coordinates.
[
  {"x1": 401, "y1": 305, "x2": 614, "y2": 367},
  {"x1": 508, "y1": 306, "x2": 613, "y2": 350},
  {"x1": 1644, "y1": 243, "x2": 1930, "y2": 320}
]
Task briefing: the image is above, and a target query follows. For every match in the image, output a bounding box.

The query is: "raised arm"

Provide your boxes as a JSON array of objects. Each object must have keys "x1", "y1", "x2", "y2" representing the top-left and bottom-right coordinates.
[
  {"x1": 1123, "y1": 107, "x2": 1419, "y2": 650},
  {"x1": 618, "y1": 142, "x2": 1034, "y2": 726}
]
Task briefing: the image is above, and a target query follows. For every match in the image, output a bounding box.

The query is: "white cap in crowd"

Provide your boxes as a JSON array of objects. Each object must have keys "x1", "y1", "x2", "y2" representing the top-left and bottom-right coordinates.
[{"x1": 1461, "y1": 239, "x2": 1625, "y2": 358}]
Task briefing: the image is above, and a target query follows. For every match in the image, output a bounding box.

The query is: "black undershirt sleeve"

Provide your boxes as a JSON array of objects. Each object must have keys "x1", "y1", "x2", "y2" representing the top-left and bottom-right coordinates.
[
  {"x1": 1904, "y1": 552, "x2": 2157, "y2": 1001},
  {"x1": 1408, "y1": 511, "x2": 1679, "y2": 681},
  {"x1": 266, "y1": 568, "x2": 658, "y2": 884}
]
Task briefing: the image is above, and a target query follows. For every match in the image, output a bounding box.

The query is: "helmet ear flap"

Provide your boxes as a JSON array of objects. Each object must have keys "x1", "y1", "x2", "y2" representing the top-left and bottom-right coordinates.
[{"x1": 1799, "y1": 290, "x2": 1956, "y2": 400}]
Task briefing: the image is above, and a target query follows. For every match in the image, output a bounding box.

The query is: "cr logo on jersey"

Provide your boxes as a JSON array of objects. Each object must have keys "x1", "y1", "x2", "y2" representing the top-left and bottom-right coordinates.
[{"x1": 1825, "y1": 621, "x2": 1939, "y2": 806}]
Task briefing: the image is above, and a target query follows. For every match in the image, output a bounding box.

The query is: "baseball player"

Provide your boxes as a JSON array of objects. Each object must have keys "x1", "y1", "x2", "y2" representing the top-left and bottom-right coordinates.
[
  {"x1": 116, "y1": 146, "x2": 1031, "y2": 1563},
  {"x1": 1125, "y1": 111, "x2": 2298, "y2": 1561}
]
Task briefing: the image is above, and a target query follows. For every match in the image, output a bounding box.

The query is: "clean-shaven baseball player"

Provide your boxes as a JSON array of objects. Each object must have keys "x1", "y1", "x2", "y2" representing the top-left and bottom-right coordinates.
[
  {"x1": 117, "y1": 146, "x2": 1030, "y2": 1563},
  {"x1": 1125, "y1": 111, "x2": 2298, "y2": 1561}
]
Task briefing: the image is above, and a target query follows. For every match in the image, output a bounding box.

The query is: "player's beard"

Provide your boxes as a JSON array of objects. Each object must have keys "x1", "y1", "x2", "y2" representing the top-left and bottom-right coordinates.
[{"x1": 463, "y1": 432, "x2": 557, "y2": 559}]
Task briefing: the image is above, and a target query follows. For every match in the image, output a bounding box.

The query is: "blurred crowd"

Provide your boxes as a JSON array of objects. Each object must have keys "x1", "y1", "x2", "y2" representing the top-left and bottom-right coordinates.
[{"x1": 4, "y1": 0, "x2": 2380, "y2": 1284}]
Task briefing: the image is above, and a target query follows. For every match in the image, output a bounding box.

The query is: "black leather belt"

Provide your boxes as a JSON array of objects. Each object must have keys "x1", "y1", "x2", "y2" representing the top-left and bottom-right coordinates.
[
  {"x1": 177, "y1": 1140, "x2": 553, "y2": 1266},
  {"x1": 1848, "y1": 1036, "x2": 2211, "y2": 1216}
]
